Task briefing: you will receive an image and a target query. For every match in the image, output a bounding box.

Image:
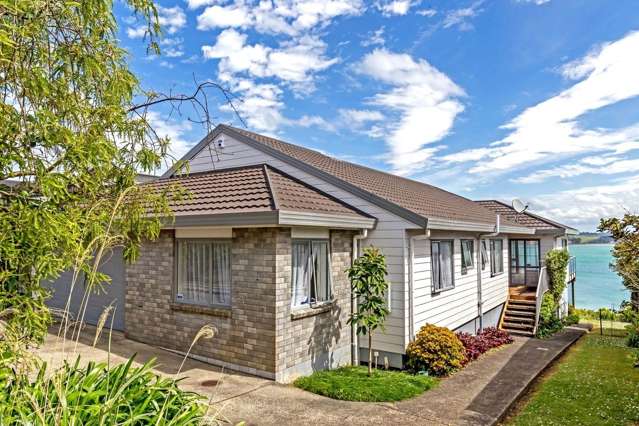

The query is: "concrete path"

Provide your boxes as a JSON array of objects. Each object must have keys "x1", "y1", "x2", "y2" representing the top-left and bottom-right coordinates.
[{"x1": 37, "y1": 325, "x2": 589, "y2": 425}]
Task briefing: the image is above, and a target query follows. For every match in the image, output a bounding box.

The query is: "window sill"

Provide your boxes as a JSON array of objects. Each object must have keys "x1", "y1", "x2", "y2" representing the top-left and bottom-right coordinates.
[
  {"x1": 170, "y1": 302, "x2": 231, "y2": 318},
  {"x1": 290, "y1": 301, "x2": 334, "y2": 320},
  {"x1": 432, "y1": 285, "x2": 455, "y2": 295},
  {"x1": 491, "y1": 272, "x2": 504, "y2": 278}
]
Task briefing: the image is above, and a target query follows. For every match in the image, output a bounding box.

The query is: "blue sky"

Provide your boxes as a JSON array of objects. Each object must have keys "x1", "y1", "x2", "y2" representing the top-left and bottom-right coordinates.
[{"x1": 117, "y1": 0, "x2": 639, "y2": 231}]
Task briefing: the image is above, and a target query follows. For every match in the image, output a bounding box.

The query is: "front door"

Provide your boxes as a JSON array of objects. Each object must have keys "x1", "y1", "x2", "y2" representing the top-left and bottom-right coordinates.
[{"x1": 509, "y1": 239, "x2": 540, "y2": 287}]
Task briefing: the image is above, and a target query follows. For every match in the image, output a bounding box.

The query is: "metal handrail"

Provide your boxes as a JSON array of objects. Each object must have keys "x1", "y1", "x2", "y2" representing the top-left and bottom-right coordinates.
[
  {"x1": 533, "y1": 266, "x2": 549, "y2": 335},
  {"x1": 568, "y1": 256, "x2": 577, "y2": 281}
]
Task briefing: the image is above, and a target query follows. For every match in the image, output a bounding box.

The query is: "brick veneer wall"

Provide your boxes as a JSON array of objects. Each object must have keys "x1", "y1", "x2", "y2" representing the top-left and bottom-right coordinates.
[
  {"x1": 125, "y1": 227, "x2": 353, "y2": 382},
  {"x1": 274, "y1": 228, "x2": 354, "y2": 382}
]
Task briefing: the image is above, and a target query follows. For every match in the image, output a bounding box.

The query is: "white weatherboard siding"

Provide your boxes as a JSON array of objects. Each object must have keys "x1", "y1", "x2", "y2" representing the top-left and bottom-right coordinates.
[
  {"x1": 180, "y1": 132, "x2": 421, "y2": 355},
  {"x1": 412, "y1": 232, "x2": 509, "y2": 333}
]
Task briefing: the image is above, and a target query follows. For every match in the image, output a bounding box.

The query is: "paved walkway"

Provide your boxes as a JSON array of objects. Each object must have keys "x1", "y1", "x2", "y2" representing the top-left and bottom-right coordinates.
[{"x1": 37, "y1": 325, "x2": 589, "y2": 425}]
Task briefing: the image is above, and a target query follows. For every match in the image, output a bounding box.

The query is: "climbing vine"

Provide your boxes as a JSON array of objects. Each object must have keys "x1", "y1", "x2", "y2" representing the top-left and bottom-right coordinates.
[{"x1": 545, "y1": 249, "x2": 570, "y2": 305}]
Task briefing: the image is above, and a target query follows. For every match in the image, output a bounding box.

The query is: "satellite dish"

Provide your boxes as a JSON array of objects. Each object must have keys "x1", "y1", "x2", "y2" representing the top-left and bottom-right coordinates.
[{"x1": 512, "y1": 198, "x2": 528, "y2": 214}]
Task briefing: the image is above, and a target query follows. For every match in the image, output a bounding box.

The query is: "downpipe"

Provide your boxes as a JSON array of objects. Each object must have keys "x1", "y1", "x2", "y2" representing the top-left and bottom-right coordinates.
[
  {"x1": 408, "y1": 229, "x2": 430, "y2": 342},
  {"x1": 351, "y1": 229, "x2": 367, "y2": 366},
  {"x1": 476, "y1": 214, "x2": 501, "y2": 332}
]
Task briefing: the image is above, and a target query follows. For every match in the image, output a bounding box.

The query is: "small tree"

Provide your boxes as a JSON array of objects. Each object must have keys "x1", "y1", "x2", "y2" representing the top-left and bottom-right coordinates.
[
  {"x1": 347, "y1": 247, "x2": 390, "y2": 376},
  {"x1": 599, "y1": 214, "x2": 639, "y2": 309}
]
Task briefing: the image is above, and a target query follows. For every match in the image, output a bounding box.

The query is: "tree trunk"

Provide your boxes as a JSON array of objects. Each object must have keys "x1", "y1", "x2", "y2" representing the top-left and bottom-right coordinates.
[{"x1": 368, "y1": 332, "x2": 372, "y2": 376}]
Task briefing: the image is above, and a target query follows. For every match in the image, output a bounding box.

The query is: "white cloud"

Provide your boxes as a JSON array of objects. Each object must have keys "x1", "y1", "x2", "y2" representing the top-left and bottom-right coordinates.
[
  {"x1": 158, "y1": 6, "x2": 187, "y2": 34},
  {"x1": 195, "y1": 0, "x2": 364, "y2": 35},
  {"x1": 376, "y1": 0, "x2": 419, "y2": 16},
  {"x1": 443, "y1": 1, "x2": 484, "y2": 31},
  {"x1": 126, "y1": 26, "x2": 147, "y2": 39},
  {"x1": 514, "y1": 156, "x2": 639, "y2": 183},
  {"x1": 222, "y1": 79, "x2": 286, "y2": 132},
  {"x1": 127, "y1": 6, "x2": 186, "y2": 38},
  {"x1": 291, "y1": 115, "x2": 337, "y2": 132},
  {"x1": 417, "y1": 8, "x2": 437, "y2": 17},
  {"x1": 202, "y1": 29, "x2": 337, "y2": 94},
  {"x1": 196, "y1": 4, "x2": 251, "y2": 30},
  {"x1": 186, "y1": 0, "x2": 218, "y2": 9},
  {"x1": 532, "y1": 176, "x2": 639, "y2": 230},
  {"x1": 146, "y1": 111, "x2": 194, "y2": 162},
  {"x1": 443, "y1": 31, "x2": 639, "y2": 175},
  {"x1": 339, "y1": 109, "x2": 385, "y2": 124},
  {"x1": 361, "y1": 26, "x2": 385, "y2": 47},
  {"x1": 357, "y1": 49, "x2": 465, "y2": 175},
  {"x1": 517, "y1": 0, "x2": 550, "y2": 5}
]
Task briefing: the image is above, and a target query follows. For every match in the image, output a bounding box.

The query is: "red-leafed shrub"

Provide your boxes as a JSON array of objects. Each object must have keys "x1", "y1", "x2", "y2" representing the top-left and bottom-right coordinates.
[{"x1": 456, "y1": 327, "x2": 513, "y2": 365}]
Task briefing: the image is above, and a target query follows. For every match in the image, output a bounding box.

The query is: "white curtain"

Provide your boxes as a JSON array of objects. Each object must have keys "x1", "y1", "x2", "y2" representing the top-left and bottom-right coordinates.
[
  {"x1": 177, "y1": 240, "x2": 231, "y2": 306},
  {"x1": 311, "y1": 241, "x2": 330, "y2": 302},
  {"x1": 431, "y1": 242, "x2": 440, "y2": 290},
  {"x1": 440, "y1": 242, "x2": 453, "y2": 289},
  {"x1": 292, "y1": 242, "x2": 310, "y2": 306}
]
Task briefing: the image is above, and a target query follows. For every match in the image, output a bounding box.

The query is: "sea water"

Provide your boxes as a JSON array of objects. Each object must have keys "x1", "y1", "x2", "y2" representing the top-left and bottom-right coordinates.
[{"x1": 569, "y1": 244, "x2": 629, "y2": 310}]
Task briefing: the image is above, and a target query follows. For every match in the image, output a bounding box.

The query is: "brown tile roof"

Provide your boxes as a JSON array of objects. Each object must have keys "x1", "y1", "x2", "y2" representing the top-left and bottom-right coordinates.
[
  {"x1": 476, "y1": 200, "x2": 574, "y2": 231},
  {"x1": 221, "y1": 125, "x2": 513, "y2": 226},
  {"x1": 147, "y1": 164, "x2": 370, "y2": 219}
]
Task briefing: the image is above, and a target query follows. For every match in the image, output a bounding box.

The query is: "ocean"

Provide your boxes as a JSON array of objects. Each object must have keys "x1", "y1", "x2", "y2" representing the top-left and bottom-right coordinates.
[{"x1": 569, "y1": 244, "x2": 629, "y2": 310}]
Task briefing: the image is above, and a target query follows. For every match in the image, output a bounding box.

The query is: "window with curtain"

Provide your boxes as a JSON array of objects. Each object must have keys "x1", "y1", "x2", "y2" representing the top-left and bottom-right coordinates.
[
  {"x1": 481, "y1": 240, "x2": 488, "y2": 270},
  {"x1": 291, "y1": 240, "x2": 331, "y2": 308},
  {"x1": 461, "y1": 239, "x2": 474, "y2": 274},
  {"x1": 175, "y1": 240, "x2": 231, "y2": 306},
  {"x1": 490, "y1": 239, "x2": 504, "y2": 276},
  {"x1": 431, "y1": 240, "x2": 454, "y2": 292}
]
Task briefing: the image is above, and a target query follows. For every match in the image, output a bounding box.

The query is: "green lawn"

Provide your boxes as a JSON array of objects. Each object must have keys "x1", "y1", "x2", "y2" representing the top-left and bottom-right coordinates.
[
  {"x1": 508, "y1": 332, "x2": 639, "y2": 426},
  {"x1": 293, "y1": 366, "x2": 438, "y2": 402}
]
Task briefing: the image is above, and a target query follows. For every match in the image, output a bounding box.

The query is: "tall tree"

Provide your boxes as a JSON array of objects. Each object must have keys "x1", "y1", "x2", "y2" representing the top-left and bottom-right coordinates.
[
  {"x1": 0, "y1": 0, "x2": 228, "y2": 351},
  {"x1": 599, "y1": 214, "x2": 639, "y2": 309},
  {"x1": 347, "y1": 247, "x2": 390, "y2": 376}
]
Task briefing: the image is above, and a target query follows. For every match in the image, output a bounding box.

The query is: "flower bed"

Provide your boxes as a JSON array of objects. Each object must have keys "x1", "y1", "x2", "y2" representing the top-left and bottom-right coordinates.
[{"x1": 456, "y1": 327, "x2": 513, "y2": 365}]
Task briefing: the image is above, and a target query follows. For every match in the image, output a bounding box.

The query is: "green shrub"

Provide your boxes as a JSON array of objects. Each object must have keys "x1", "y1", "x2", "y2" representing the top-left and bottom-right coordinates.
[
  {"x1": 545, "y1": 249, "x2": 570, "y2": 305},
  {"x1": 539, "y1": 293, "x2": 557, "y2": 323},
  {"x1": 564, "y1": 313, "x2": 580, "y2": 326},
  {"x1": 627, "y1": 324, "x2": 639, "y2": 348},
  {"x1": 406, "y1": 324, "x2": 466, "y2": 376},
  {"x1": 0, "y1": 356, "x2": 206, "y2": 424}
]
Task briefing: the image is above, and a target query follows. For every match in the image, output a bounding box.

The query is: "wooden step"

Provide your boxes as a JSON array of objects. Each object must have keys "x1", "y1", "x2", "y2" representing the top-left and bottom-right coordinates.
[
  {"x1": 504, "y1": 315, "x2": 534, "y2": 324},
  {"x1": 507, "y1": 329, "x2": 535, "y2": 337},
  {"x1": 502, "y1": 321, "x2": 534, "y2": 331},
  {"x1": 504, "y1": 310, "x2": 535, "y2": 320},
  {"x1": 509, "y1": 294, "x2": 537, "y2": 302},
  {"x1": 507, "y1": 298, "x2": 536, "y2": 307}
]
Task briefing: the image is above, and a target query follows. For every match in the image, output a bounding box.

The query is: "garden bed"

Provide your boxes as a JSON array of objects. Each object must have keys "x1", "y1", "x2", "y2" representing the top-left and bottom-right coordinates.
[{"x1": 293, "y1": 366, "x2": 438, "y2": 402}]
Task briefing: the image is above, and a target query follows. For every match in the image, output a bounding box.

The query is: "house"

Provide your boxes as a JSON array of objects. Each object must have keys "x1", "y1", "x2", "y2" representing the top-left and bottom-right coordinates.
[{"x1": 46, "y1": 124, "x2": 578, "y2": 382}]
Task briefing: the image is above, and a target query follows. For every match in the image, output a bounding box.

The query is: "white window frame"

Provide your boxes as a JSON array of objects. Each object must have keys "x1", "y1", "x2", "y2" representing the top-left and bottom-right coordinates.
[
  {"x1": 174, "y1": 238, "x2": 232, "y2": 307},
  {"x1": 460, "y1": 239, "x2": 475, "y2": 275},
  {"x1": 431, "y1": 240, "x2": 454, "y2": 293},
  {"x1": 490, "y1": 238, "x2": 504, "y2": 276},
  {"x1": 291, "y1": 239, "x2": 332, "y2": 309},
  {"x1": 480, "y1": 239, "x2": 489, "y2": 271}
]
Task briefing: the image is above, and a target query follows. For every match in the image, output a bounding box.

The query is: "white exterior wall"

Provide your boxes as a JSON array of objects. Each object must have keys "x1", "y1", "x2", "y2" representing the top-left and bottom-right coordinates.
[
  {"x1": 180, "y1": 133, "x2": 420, "y2": 355},
  {"x1": 412, "y1": 231, "x2": 509, "y2": 334}
]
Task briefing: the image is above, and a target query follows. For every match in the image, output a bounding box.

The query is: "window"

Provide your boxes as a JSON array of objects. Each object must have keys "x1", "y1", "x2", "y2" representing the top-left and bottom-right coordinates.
[
  {"x1": 480, "y1": 240, "x2": 488, "y2": 270},
  {"x1": 291, "y1": 240, "x2": 331, "y2": 308},
  {"x1": 460, "y1": 239, "x2": 474, "y2": 275},
  {"x1": 490, "y1": 239, "x2": 504, "y2": 276},
  {"x1": 176, "y1": 240, "x2": 231, "y2": 306},
  {"x1": 431, "y1": 240, "x2": 454, "y2": 292},
  {"x1": 561, "y1": 238, "x2": 568, "y2": 249}
]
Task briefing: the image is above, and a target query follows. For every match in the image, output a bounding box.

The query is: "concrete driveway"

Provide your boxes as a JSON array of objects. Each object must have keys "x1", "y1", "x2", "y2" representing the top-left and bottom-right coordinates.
[{"x1": 37, "y1": 325, "x2": 588, "y2": 425}]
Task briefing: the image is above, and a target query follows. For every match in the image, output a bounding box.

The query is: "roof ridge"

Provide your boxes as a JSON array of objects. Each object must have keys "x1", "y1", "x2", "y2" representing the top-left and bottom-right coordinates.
[
  {"x1": 261, "y1": 164, "x2": 279, "y2": 211},
  {"x1": 222, "y1": 124, "x2": 482, "y2": 204}
]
